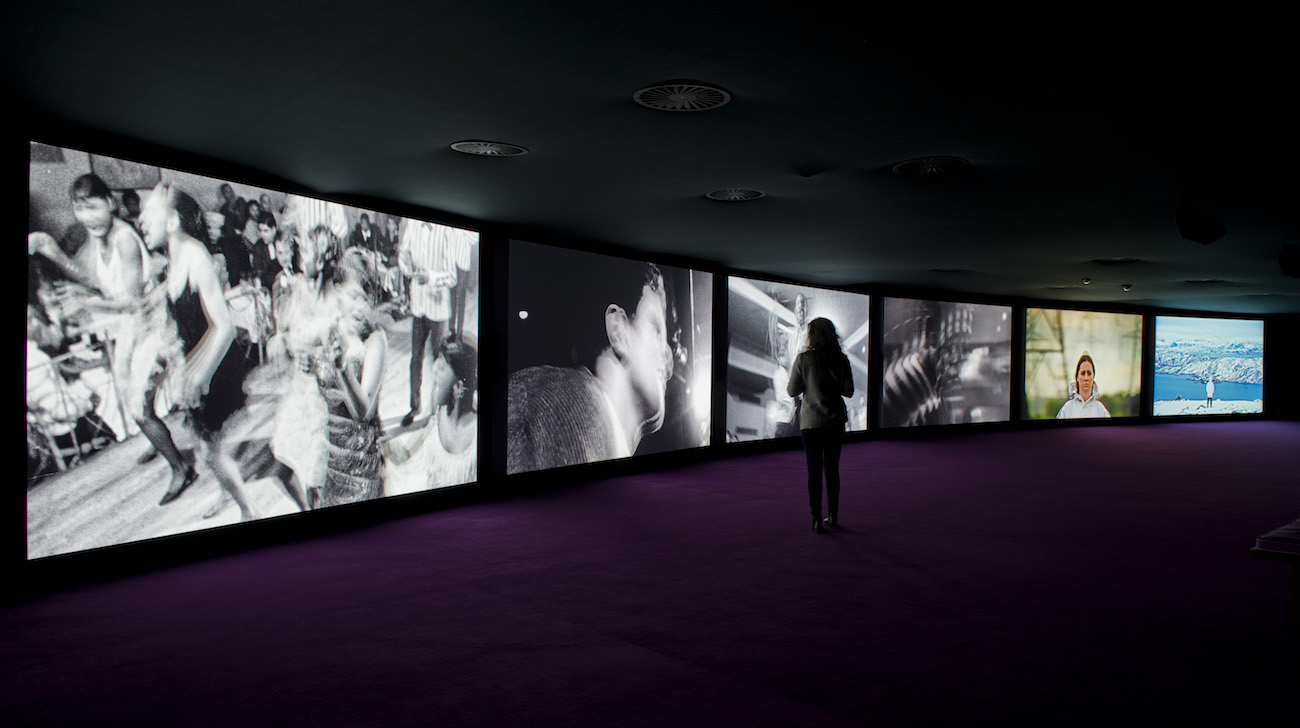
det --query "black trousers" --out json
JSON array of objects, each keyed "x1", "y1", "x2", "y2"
[
  {"x1": 801, "y1": 427, "x2": 843, "y2": 519},
  {"x1": 409, "y1": 316, "x2": 444, "y2": 411}
]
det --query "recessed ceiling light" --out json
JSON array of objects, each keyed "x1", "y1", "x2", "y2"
[
  {"x1": 891, "y1": 156, "x2": 969, "y2": 177},
  {"x1": 450, "y1": 140, "x2": 529, "y2": 156},
  {"x1": 706, "y1": 189, "x2": 765, "y2": 202},
  {"x1": 634, "y1": 81, "x2": 732, "y2": 112}
]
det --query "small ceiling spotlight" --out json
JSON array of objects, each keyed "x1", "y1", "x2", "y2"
[
  {"x1": 1122, "y1": 284, "x2": 1132, "y2": 292},
  {"x1": 706, "y1": 188, "x2": 765, "y2": 202},
  {"x1": 450, "y1": 140, "x2": 529, "y2": 156},
  {"x1": 1081, "y1": 278, "x2": 1091, "y2": 285},
  {"x1": 633, "y1": 81, "x2": 732, "y2": 112}
]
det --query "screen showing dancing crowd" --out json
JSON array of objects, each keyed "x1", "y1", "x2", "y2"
[
  {"x1": 1023, "y1": 308, "x2": 1142, "y2": 420},
  {"x1": 506, "y1": 241, "x2": 713, "y2": 473},
  {"x1": 26, "y1": 142, "x2": 480, "y2": 559},
  {"x1": 880, "y1": 298, "x2": 1012, "y2": 428},
  {"x1": 725, "y1": 277, "x2": 869, "y2": 442},
  {"x1": 1153, "y1": 316, "x2": 1263, "y2": 416}
]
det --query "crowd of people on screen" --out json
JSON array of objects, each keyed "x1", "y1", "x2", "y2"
[{"x1": 28, "y1": 173, "x2": 478, "y2": 521}]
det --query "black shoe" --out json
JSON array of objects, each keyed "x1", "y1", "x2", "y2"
[
  {"x1": 824, "y1": 516, "x2": 840, "y2": 530},
  {"x1": 813, "y1": 518, "x2": 827, "y2": 534},
  {"x1": 159, "y1": 463, "x2": 200, "y2": 506},
  {"x1": 401, "y1": 408, "x2": 418, "y2": 427}
]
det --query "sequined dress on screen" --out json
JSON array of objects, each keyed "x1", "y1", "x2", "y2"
[{"x1": 317, "y1": 335, "x2": 384, "y2": 507}]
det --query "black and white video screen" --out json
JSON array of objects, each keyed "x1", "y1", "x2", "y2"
[
  {"x1": 26, "y1": 142, "x2": 479, "y2": 559},
  {"x1": 506, "y1": 241, "x2": 713, "y2": 474},
  {"x1": 725, "y1": 277, "x2": 869, "y2": 442},
  {"x1": 880, "y1": 298, "x2": 1012, "y2": 427},
  {"x1": 1154, "y1": 316, "x2": 1263, "y2": 416}
]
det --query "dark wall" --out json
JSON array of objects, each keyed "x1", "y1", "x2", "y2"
[{"x1": 1265, "y1": 314, "x2": 1300, "y2": 419}]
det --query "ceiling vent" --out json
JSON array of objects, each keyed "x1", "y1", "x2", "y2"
[
  {"x1": 450, "y1": 140, "x2": 529, "y2": 157},
  {"x1": 892, "y1": 156, "x2": 969, "y2": 177},
  {"x1": 1091, "y1": 257, "x2": 1144, "y2": 266},
  {"x1": 706, "y1": 188, "x2": 765, "y2": 202},
  {"x1": 634, "y1": 81, "x2": 732, "y2": 112}
]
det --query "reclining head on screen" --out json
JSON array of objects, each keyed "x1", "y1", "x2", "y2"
[{"x1": 506, "y1": 261, "x2": 679, "y2": 473}]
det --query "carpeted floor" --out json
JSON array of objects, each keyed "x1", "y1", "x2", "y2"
[{"x1": 4, "y1": 421, "x2": 1297, "y2": 726}]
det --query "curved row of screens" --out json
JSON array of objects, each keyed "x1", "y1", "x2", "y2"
[{"x1": 25, "y1": 143, "x2": 1266, "y2": 560}]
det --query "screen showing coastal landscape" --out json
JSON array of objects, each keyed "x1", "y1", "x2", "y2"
[
  {"x1": 506, "y1": 241, "x2": 713, "y2": 473},
  {"x1": 26, "y1": 141, "x2": 479, "y2": 559},
  {"x1": 1154, "y1": 316, "x2": 1263, "y2": 415},
  {"x1": 725, "y1": 277, "x2": 869, "y2": 442},
  {"x1": 880, "y1": 298, "x2": 1011, "y2": 427},
  {"x1": 1024, "y1": 308, "x2": 1142, "y2": 420}
]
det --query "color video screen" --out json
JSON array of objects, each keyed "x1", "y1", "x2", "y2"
[
  {"x1": 507, "y1": 241, "x2": 712, "y2": 473},
  {"x1": 26, "y1": 142, "x2": 479, "y2": 559},
  {"x1": 880, "y1": 298, "x2": 1012, "y2": 427},
  {"x1": 1154, "y1": 316, "x2": 1263, "y2": 415},
  {"x1": 1024, "y1": 308, "x2": 1142, "y2": 419},
  {"x1": 725, "y1": 277, "x2": 868, "y2": 442}
]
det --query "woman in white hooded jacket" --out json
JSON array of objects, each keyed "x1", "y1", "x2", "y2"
[{"x1": 1056, "y1": 352, "x2": 1111, "y2": 419}]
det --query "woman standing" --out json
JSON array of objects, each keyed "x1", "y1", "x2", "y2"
[{"x1": 787, "y1": 317, "x2": 854, "y2": 533}]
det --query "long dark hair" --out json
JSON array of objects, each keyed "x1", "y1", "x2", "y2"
[
  {"x1": 803, "y1": 317, "x2": 842, "y2": 367},
  {"x1": 153, "y1": 183, "x2": 211, "y2": 246}
]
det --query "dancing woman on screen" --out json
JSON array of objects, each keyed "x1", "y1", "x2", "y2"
[
  {"x1": 29, "y1": 175, "x2": 193, "y2": 497},
  {"x1": 265, "y1": 197, "x2": 351, "y2": 508},
  {"x1": 787, "y1": 317, "x2": 854, "y2": 533},
  {"x1": 313, "y1": 250, "x2": 388, "y2": 508},
  {"x1": 1055, "y1": 352, "x2": 1110, "y2": 419},
  {"x1": 139, "y1": 183, "x2": 256, "y2": 517},
  {"x1": 381, "y1": 334, "x2": 478, "y2": 493},
  {"x1": 427, "y1": 335, "x2": 478, "y2": 486}
]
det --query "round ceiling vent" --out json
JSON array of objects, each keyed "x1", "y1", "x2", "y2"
[
  {"x1": 892, "y1": 156, "x2": 969, "y2": 177},
  {"x1": 450, "y1": 140, "x2": 529, "y2": 156},
  {"x1": 706, "y1": 188, "x2": 765, "y2": 202},
  {"x1": 1091, "y1": 257, "x2": 1144, "y2": 266},
  {"x1": 634, "y1": 82, "x2": 732, "y2": 112}
]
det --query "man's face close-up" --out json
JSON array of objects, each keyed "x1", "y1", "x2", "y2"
[{"x1": 624, "y1": 284, "x2": 673, "y2": 428}]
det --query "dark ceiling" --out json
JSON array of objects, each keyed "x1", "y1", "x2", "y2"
[{"x1": 9, "y1": 2, "x2": 1298, "y2": 314}]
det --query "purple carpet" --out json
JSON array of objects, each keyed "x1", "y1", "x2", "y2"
[{"x1": 4, "y1": 421, "x2": 1298, "y2": 726}]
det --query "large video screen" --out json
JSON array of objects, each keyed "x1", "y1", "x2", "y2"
[
  {"x1": 1024, "y1": 308, "x2": 1142, "y2": 419},
  {"x1": 725, "y1": 277, "x2": 868, "y2": 442},
  {"x1": 1154, "y1": 316, "x2": 1263, "y2": 415},
  {"x1": 507, "y1": 241, "x2": 712, "y2": 473},
  {"x1": 26, "y1": 142, "x2": 479, "y2": 559},
  {"x1": 880, "y1": 298, "x2": 1011, "y2": 427}
]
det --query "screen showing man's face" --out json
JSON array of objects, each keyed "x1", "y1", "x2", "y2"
[{"x1": 624, "y1": 284, "x2": 673, "y2": 429}]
